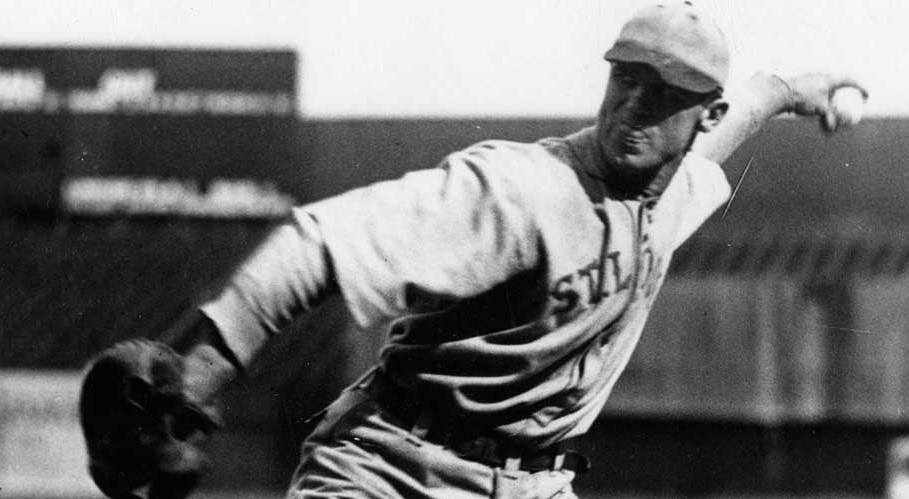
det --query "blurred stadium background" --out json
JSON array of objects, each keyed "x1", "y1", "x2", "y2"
[{"x1": 2, "y1": 1, "x2": 909, "y2": 498}]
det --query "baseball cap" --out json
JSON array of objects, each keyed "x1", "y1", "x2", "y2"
[{"x1": 604, "y1": 1, "x2": 729, "y2": 93}]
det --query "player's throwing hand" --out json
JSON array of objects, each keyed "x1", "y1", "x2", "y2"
[{"x1": 779, "y1": 73, "x2": 869, "y2": 133}]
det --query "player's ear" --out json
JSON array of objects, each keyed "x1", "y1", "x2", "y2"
[{"x1": 697, "y1": 99, "x2": 729, "y2": 133}]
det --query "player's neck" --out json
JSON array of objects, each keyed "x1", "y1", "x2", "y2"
[{"x1": 602, "y1": 156, "x2": 682, "y2": 199}]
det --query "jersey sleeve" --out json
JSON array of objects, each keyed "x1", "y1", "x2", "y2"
[
  {"x1": 667, "y1": 152, "x2": 732, "y2": 249},
  {"x1": 303, "y1": 145, "x2": 545, "y2": 330},
  {"x1": 200, "y1": 212, "x2": 336, "y2": 366}
]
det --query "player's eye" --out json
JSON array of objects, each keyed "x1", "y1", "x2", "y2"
[
  {"x1": 657, "y1": 85, "x2": 698, "y2": 107},
  {"x1": 613, "y1": 70, "x2": 637, "y2": 88}
]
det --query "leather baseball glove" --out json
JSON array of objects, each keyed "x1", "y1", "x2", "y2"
[{"x1": 80, "y1": 339, "x2": 222, "y2": 499}]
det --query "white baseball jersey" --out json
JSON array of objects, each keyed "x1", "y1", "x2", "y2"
[{"x1": 204, "y1": 126, "x2": 730, "y2": 449}]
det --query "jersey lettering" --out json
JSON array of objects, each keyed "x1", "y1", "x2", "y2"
[
  {"x1": 605, "y1": 251, "x2": 632, "y2": 294},
  {"x1": 550, "y1": 274, "x2": 580, "y2": 314},
  {"x1": 549, "y1": 250, "x2": 630, "y2": 314}
]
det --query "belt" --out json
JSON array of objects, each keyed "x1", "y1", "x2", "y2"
[{"x1": 361, "y1": 372, "x2": 590, "y2": 475}]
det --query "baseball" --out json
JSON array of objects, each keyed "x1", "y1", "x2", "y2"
[{"x1": 830, "y1": 86, "x2": 865, "y2": 127}]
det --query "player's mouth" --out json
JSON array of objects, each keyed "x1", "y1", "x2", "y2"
[{"x1": 617, "y1": 126, "x2": 647, "y2": 153}]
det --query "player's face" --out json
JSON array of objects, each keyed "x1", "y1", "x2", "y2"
[{"x1": 596, "y1": 62, "x2": 719, "y2": 176}]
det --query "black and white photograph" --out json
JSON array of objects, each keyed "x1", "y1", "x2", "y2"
[{"x1": 0, "y1": 1, "x2": 903, "y2": 498}]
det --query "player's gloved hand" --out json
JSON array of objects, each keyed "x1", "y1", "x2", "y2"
[
  {"x1": 80, "y1": 339, "x2": 223, "y2": 499},
  {"x1": 774, "y1": 72, "x2": 869, "y2": 133}
]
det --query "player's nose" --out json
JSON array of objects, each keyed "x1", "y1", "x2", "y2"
[{"x1": 619, "y1": 85, "x2": 659, "y2": 125}]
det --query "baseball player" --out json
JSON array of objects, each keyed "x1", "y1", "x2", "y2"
[{"x1": 79, "y1": 2, "x2": 867, "y2": 498}]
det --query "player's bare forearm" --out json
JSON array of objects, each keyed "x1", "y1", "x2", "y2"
[
  {"x1": 691, "y1": 72, "x2": 790, "y2": 164},
  {"x1": 172, "y1": 313, "x2": 243, "y2": 403},
  {"x1": 692, "y1": 71, "x2": 868, "y2": 165}
]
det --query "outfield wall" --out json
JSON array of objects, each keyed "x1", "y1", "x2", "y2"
[{"x1": 2, "y1": 116, "x2": 909, "y2": 497}]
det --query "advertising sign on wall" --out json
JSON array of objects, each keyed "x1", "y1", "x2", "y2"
[{"x1": 0, "y1": 48, "x2": 299, "y2": 218}]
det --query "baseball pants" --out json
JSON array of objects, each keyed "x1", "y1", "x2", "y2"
[{"x1": 286, "y1": 384, "x2": 577, "y2": 499}]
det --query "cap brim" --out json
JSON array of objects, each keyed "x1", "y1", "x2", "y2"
[{"x1": 604, "y1": 42, "x2": 721, "y2": 94}]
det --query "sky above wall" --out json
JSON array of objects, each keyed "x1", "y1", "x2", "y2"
[{"x1": 0, "y1": 0, "x2": 900, "y2": 118}]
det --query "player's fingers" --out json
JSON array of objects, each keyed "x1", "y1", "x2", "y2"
[
  {"x1": 821, "y1": 110, "x2": 838, "y2": 134},
  {"x1": 829, "y1": 74, "x2": 869, "y2": 99}
]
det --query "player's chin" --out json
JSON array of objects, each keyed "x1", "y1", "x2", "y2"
[{"x1": 605, "y1": 149, "x2": 662, "y2": 177}]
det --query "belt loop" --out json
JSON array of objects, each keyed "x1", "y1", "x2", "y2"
[
  {"x1": 552, "y1": 452, "x2": 566, "y2": 471},
  {"x1": 504, "y1": 442, "x2": 522, "y2": 472}
]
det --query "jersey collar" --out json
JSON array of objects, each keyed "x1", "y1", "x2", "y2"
[{"x1": 564, "y1": 126, "x2": 664, "y2": 203}]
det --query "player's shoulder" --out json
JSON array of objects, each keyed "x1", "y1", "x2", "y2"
[
  {"x1": 433, "y1": 132, "x2": 591, "y2": 217},
  {"x1": 460, "y1": 133, "x2": 572, "y2": 160},
  {"x1": 442, "y1": 133, "x2": 582, "y2": 189},
  {"x1": 457, "y1": 137, "x2": 552, "y2": 162}
]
